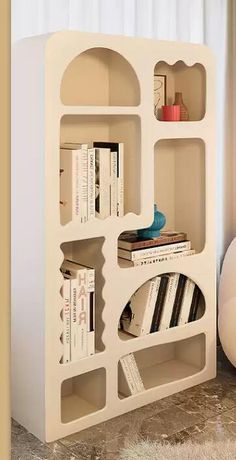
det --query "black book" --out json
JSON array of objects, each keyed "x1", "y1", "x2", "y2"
[
  {"x1": 188, "y1": 286, "x2": 201, "y2": 322},
  {"x1": 170, "y1": 275, "x2": 187, "y2": 327},
  {"x1": 150, "y1": 275, "x2": 169, "y2": 333}
]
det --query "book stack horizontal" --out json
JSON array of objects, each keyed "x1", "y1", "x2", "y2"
[
  {"x1": 60, "y1": 259, "x2": 95, "y2": 364},
  {"x1": 118, "y1": 230, "x2": 195, "y2": 266},
  {"x1": 60, "y1": 141, "x2": 124, "y2": 224},
  {"x1": 120, "y1": 273, "x2": 202, "y2": 337}
]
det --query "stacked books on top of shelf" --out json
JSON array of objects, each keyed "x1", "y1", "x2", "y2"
[
  {"x1": 60, "y1": 141, "x2": 124, "y2": 224},
  {"x1": 119, "y1": 352, "x2": 145, "y2": 396},
  {"x1": 118, "y1": 230, "x2": 195, "y2": 267},
  {"x1": 60, "y1": 259, "x2": 95, "y2": 364},
  {"x1": 119, "y1": 273, "x2": 202, "y2": 338}
]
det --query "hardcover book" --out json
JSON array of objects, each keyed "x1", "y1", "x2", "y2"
[
  {"x1": 118, "y1": 230, "x2": 187, "y2": 250},
  {"x1": 118, "y1": 240, "x2": 191, "y2": 261}
]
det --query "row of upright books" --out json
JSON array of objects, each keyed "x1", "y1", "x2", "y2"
[
  {"x1": 118, "y1": 230, "x2": 195, "y2": 266},
  {"x1": 60, "y1": 259, "x2": 95, "y2": 364},
  {"x1": 119, "y1": 272, "x2": 201, "y2": 337},
  {"x1": 60, "y1": 141, "x2": 124, "y2": 224}
]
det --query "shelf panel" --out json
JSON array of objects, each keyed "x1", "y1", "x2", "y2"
[
  {"x1": 60, "y1": 106, "x2": 141, "y2": 117},
  {"x1": 141, "y1": 359, "x2": 200, "y2": 389}
]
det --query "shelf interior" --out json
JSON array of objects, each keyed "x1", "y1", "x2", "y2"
[
  {"x1": 61, "y1": 47, "x2": 140, "y2": 106},
  {"x1": 154, "y1": 60, "x2": 206, "y2": 121},
  {"x1": 118, "y1": 333, "x2": 205, "y2": 398},
  {"x1": 61, "y1": 237, "x2": 105, "y2": 353},
  {"x1": 60, "y1": 115, "x2": 141, "y2": 216},
  {"x1": 61, "y1": 367, "x2": 106, "y2": 423},
  {"x1": 155, "y1": 138, "x2": 205, "y2": 253}
]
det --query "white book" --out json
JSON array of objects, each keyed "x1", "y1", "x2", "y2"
[
  {"x1": 119, "y1": 355, "x2": 139, "y2": 395},
  {"x1": 117, "y1": 144, "x2": 124, "y2": 217},
  {"x1": 60, "y1": 142, "x2": 88, "y2": 149},
  {"x1": 95, "y1": 148, "x2": 111, "y2": 219},
  {"x1": 87, "y1": 148, "x2": 96, "y2": 220},
  {"x1": 128, "y1": 354, "x2": 145, "y2": 392},
  {"x1": 159, "y1": 273, "x2": 180, "y2": 330},
  {"x1": 61, "y1": 260, "x2": 88, "y2": 359},
  {"x1": 79, "y1": 148, "x2": 88, "y2": 223},
  {"x1": 110, "y1": 151, "x2": 118, "y2": 216},
  {"x1": 62, "y1": 278, "x2": 71, "y2": 364},
  {"x1": 70, "y1": 278, "x2": 79, "y2": 362},
  {"x1": 118, "y1": 240, "x2": 191, "y2": 261},
  {"x1": 122, "y1": 277, "x2": 161, "y2": 336},
  {"x1": 119, "y1": 249, "x2": 195, "y2": 268},
  {"x1": 87, "y1": 291, "x2": 95, "y2": 356},
  {"x1": 178, "y1": 278, "x2": 196, "y2": 325}
]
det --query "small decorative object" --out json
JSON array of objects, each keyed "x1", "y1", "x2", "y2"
[
  {"x1": 174, "y1": 92, "x2": 189, "y2": 121},
  {"x1": 137, "y1": 204, "x2": 166, "y2": 239},
  {"x1": 154, "y1": 74, "x2": 166, "y2": 119},
  {"x1": 162, "y1": 104, "x2": 180, "y2": 121}
]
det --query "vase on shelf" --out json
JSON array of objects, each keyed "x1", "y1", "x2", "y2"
[
  {"x1": 137, "y1": 204, "x2": 166, "y2": 239},
  {"x1": 174, "y1": 92, "x2": 189, "y2": 121}
]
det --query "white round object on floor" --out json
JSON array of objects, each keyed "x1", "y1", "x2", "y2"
[{"x1": 219, "y1": 237, "x2": 236, "y2": 367}]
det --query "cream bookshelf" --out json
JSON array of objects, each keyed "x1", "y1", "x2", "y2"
[{"x1": 12, "y1": 31, "x2": 216, "y2": 442}]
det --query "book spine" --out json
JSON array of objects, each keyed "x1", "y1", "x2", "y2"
[
  {"x1": 87, "y1": 148, "x2": 95, "y2": 220},
  {"x1": 87, "y1": 292, "x2": 95, "y2": 356},
  {"x1": 158, "y1": 274, "x2": 180, "y2": 331},
  {"x1": 150, "y1": 276, "x2": 169, "y2": 332},
  {"x1": 95, "y1": 148, "x2": 110, "y2": 219},
  {"x1": 110, "y1": 150, "x2": 118, "y2": 216},
  {"x1": 75, "y1": 150, "x2": 80, "y2": 219},
  {"x1": 118, "y1": 241, "x2": 191, "y2": 261},
  {"x1": 77, "y1": 268, "x2": 88, "y2": 358},
  {"x1": 188, "y1": 286, "x2": 201, "y2": 322},
  {"x1": 118, "y1": 233, "x2": 187, "y2": 250},
  {"x1": 132, "y1": 249, "x2": 195, "y2": 266},
  {"x1": 60, "y1": 149, "x2": 72, "y2": 224},
  {"x1": 117, "y1": 145, "x2": 124, "y2": 217},
  {"x1": 62, "y1": 278, "x2": 71, "y2": 364},
  {"x1": 128, "y1": 354, "x2": 145, "y2": 392},
  {"x1": 79, "y1": 148, "x2": 88, "y2": 223},
  {"x1": 70, "y1": 278, "x2": 79, "y2": 362},
  {"x1": 120, "y1": 355, "x2": 139, "y2": 395},
  {"x1": 178, "y1": 278, "x2": 196, "y2": 325},
  {"x1": 169, "y1": 275, "x2": 187, "y2": 327},
  {"x1": 141, "y1": 277, "x2": 161, "y2": 334}
]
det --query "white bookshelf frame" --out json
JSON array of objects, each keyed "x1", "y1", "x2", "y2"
[{"x1": 12, "y1": 31, "x2": 216, "y2": 442}]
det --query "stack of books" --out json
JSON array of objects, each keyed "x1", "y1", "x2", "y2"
[
  {"x1": 60, "y1": 259, "x2": 95, "y2": 364},
  {"x1": 60, "y1": 141, "x2": 124, "y2": 224},
  {"x1": 118, "y1": 230, "x2": 195, "y2": 267},
  {"x1": 119, "y1": 273, "x2": 201, "y2": 337}
]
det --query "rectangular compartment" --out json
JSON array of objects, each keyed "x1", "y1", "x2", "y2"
[
  {"x1": 155, "y1": 138, "x2": 205, "y2": 254},
  {"x1": 61, "y1": 368, "x2": 106, "y2": 423},
  {"x1": 60, "y1": 115, "x2": 141, "y2": 218},
  {"x1": 118, "y1": 334, "x2": 205, "y2": 397},
  {"x1": 154, "y1": 61, "x2": 206, "y2": 121}
]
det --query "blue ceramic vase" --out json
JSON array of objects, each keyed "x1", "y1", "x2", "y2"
[{"x1": 137, "y1": 204, "x2": 166, "y2": 239}]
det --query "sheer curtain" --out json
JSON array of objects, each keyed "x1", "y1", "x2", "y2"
[{"x1": 12, "y1": 0, "x2": 234, "y2": 265}]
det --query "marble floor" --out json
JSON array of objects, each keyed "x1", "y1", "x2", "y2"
[{"x1": 12, "y1": 348, "x2": 236, "y2": 459}]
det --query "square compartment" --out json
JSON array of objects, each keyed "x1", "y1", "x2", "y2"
[
  {"x1": 61, "y1": 368, "x2": 106, "y2": 422},
  {"x1": 154, "y1": 61, "x2": 206, "y2": 121}
]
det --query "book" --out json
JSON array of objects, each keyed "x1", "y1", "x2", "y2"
[
  {"x1": 121, "y1": 276, "x2": 161, "y2": 336},
  {"x1": 118, "y1": 230, "x2": 187, "y2": 251},
  {"x1": 155, "y1": 274, "x2": 180, "y2": 331},
  {"x1": 110, "y1": 150, "x2": 118, "y2": 216},
  {"x1": 93, "y1": 142, "x2": 124, "y2": 217},
  {"x1": 119, "y1": 353, "x2": 144, "y2": 395},
  {"x1": 60, "y1": 145, "x2": 88, "y2": 224},
  {"x1": 119, "y1": 249, "x2": 195, "y2": 267},
  {"x1": 87, "y1": 148, "x2": 96, "y2": 220},
  {"x1": 62, "y1": 278, "x2": 71, "y2": 364},
  {"x1": 94, "y1": 147, "x2": 111, "y2": 219},
  {"x1": 188, "y1": 286, "x2": 201, "y2": 322},
  {"x1": 169, "y1": 274, "x2": 187, "y2": 327},
  {"x1": 118, "y1": 240, "x2": 191, "y2": 261},
  {"x1": 61, "y1": 260, "x2": 88, "y2": 359},
  {"x1": 178, "y1": 278, "x2": 196, "y2": 325},
  {"x1": 150, "y1": 275, "x2": 169, "y2": 332}
]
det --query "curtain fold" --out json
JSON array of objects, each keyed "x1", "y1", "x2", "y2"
[{"x1": 12, "y1": 0, "x2": 233, "y2": 263}]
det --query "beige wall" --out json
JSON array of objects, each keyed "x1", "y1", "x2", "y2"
[{"x1": 0, "y1": 0, "x2": 11, "y2": 458}]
